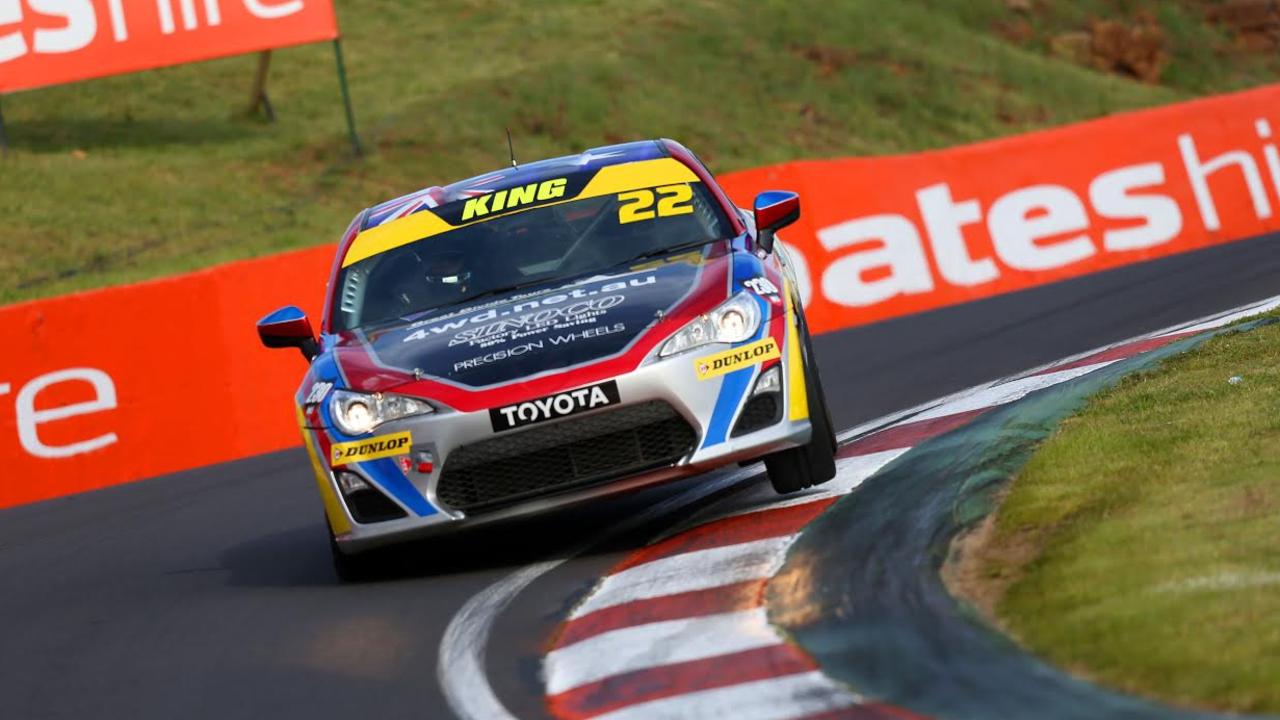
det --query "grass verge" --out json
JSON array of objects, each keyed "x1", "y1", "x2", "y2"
[
  {"x1": 956, "y1": 316, "x2": 1280, "y2": 714},
  {"x1": 2, "y1": 0, "x2": 1278, "y2": 304}
]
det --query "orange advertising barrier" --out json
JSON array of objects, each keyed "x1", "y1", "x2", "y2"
[
  {"x1": 0, "y1": 0, "x2": 338, "y2": 94},
  {"x1": 3, "y1": 83, "x2": 1280, "y2": 508},
  {"x1": 718, "y1": 83, "x2": 1280, "y2": 333},
  {"x1": 0, "y1": 246, "x2": 333, "y2": 508}
]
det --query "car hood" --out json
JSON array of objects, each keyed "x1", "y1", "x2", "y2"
[{"x1": 333, "y1": 243, "x2": 732, "y2": 393}]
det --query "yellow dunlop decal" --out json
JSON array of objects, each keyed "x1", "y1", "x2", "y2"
[
  {"x1": 330, "y1": 431, "x2": 413, "y2": 465},
  {"x1": 694, "y1": 338, "x2": 781, "y2": 381}
]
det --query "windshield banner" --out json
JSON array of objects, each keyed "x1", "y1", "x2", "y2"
[{"x1": 0, "y1": 0, "x2": 338, "y2": 94}]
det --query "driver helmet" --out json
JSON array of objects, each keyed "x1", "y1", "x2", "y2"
[{"x1": 419, "y1": 250, "x2": 473, "y2": 301}]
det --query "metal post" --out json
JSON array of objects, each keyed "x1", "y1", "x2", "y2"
[
  {"x1": 248, "y1": 50, "x2": 276, "y2": 122},
  {"x1": 332, "y1": 40, "x2": 363, "y2": 157},
  {"x1": 0, "y1": 97, "x2": 8, "y2": 153}
]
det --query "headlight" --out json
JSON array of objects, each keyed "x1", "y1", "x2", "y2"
[
  {"x1": 330, "y1": 390, "x2": 434, "y2": 435},
  {"x1": 659, "y1": 292, "x2": 762, "y2": 358}
]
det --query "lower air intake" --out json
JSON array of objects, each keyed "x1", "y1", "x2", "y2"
[
  {"x1": 732, "y1": 393, "x2": 782, "y2": 437},
  {"x1": 436, "y1": 401, "x2": 696, "y2": 513}
]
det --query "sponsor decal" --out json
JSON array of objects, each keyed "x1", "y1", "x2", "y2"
[
  {"x1": 547, "y1": 322, "x2": 626, "y2": 345},
  {"x1": 448, "y1": 295, "x2": 625, "y2": 348},
  {"x1": 451, "y1": 323, "x2": 628, "y2": 373},
  {"x1": 401, "y1": 275, "x2": 656, "y2": 347},
  {"x1": 330, "y1": 431, "x2": 413, "y2": 465},
  {"x1": 694, "y1": 338, "x2": 781, "y2": 381},
  {"x1": 617, "y1": 183, "x2": 695, "y2": 224},
  {"x1": 743, "y1": 277, "x2": 779, "y2": 296},
  {"x1": 490, "y1": 381, "x2": 621, "y2": 432},
  {"x1": 454, "y1": 341, "x2": 546, "y2": 373},
  {"x1": 304, "y1": 381, "x2": 333, "y2": 405},
  {"x1": 461, "y1": 178, "x2": 568, "y2": 221}
]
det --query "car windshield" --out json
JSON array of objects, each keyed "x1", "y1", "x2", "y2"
[{"x1": 332, "y1": 180, "x2": 733, "y2": 331}]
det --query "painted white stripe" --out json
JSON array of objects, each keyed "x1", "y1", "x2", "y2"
[
  {"x1": 1161, "y1": 296, "x2": 1280, "y2": 336},
  {"x1": 592, "y1": 670, "x2": 862, "y2": 720},
  {"x1": 826, "y1": 447, "x2": 910, "y2": 492},
  {"x1": 913, "y1": 362, "x2": 1112, "y2": 422},
  {"x1": 441, "y1": 465, "x2": 754, "y2": 720},
  {"x1": 571, "y1": 537, "x2": 794, "y2": 619},
  {"x1": 545, "y1": 608, "x2": 780, "y2": 695}
]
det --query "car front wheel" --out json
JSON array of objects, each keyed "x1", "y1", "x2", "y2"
[{"x1": 764, "y1": 316, "x2": 837, "y2": 494}]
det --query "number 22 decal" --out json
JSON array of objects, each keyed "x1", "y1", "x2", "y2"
[{"x1": 618, "y1": 184, "x2": 694, "y2": 224}]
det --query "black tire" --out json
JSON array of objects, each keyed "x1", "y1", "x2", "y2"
[
  {"x1": 799, "y1": 311, "x2": 838, "y2": 452},
  {"x1": 764, "y1": 310, "x2": 838, "y2": 494}
]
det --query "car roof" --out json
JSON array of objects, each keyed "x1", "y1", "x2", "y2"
[{"x1": 362, "y1": 139, "x2": 672, "y2": 231}]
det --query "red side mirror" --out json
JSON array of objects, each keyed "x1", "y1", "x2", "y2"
[
  {"x1": 753, "y1": 190, "x2": 800, "y2": 254},
  {"x1": 258, "y1": 305, "x2": 318, "y2": 361}
]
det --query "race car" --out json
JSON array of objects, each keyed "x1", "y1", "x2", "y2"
[{"x1": 257, "y1": 139, "x2": 836, "y2": 579}]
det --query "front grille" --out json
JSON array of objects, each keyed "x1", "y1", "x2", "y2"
[
  {"x1": 437, "y1": 401, "x2": 697, "y2": 513},
  {"x1": 732, "y1": 393, "x2": 781, "y2": 437}
]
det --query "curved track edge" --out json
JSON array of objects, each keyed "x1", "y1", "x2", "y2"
[{"x1": 769, "y1": 318, "x2": 1280, "y2": 720}]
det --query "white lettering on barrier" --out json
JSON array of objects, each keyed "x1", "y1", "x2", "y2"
[
  {"x1": 917, "y1": 183, "x2": 997, "y2": 287},
  {"x1": 818, "y1": 214, "x2": 934, "y2": 307},
  {"x1": 29, "y1": 0, "x2": 96, "y2": 53},
  {"x1": 244, "y1": 0, "x2": 303, "y2": 19},
  {"x1": 1089, "y1": 163, "x2": 1182, "y2": 251},
  {"x1": 1179, "y1": 131, "x2": 1272, "y2": 232},
  {"x1": 988, "y1": 184, "x2": 1094, "y2": 271},
  {"x1": 0, "y1": 1, "x2": 27, "y2": 63},
  {"x1": 0, "y1": 0, "x2": 307, "y2": 64},
  {"x1": 1, "y1": 368, "x2": 119, "y2": 459},
  {"x1": 814, "y1": 118, "x2": 1280, "y2": 309}
]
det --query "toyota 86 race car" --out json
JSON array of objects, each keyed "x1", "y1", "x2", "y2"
[{"x1": 257, "y1": 139, "x2": 837, "y2": 579}]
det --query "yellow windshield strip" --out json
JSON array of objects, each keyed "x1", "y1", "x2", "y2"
[
  {"x1": 340, "y1": 158, "x2": 701, "y2": 268},
  {"x1": 577, "y1": 157, "x2": 698, "y2": 196},
  {"x1": 341, "y1": 206, "x2": 454, "y2": 268}
]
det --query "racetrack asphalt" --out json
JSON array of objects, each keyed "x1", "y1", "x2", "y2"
[{"x1": 3, "y1": 231, "x2": 1280, "y2": 719}]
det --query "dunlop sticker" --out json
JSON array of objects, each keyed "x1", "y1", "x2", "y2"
[
  {"x1": 694, "y1": 338, "x2": 781, "y2": 381},
  {"x1": 331, "y1": 431, "x2": 413, "y2": 465}
]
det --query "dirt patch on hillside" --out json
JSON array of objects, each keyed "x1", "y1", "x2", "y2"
[
  {"x1": 941, "y1": 489, "x2": 1043, "y2": 626},
  {"x1": 1086, "y1": 15, "x2": 1169, "y2": 83},
  {"x1": 1208, "y1": 0, "x2": 1280, "y2": 51},
  {"x1": 996, "y1": 0, "x2": 1280, "y2": 84}
]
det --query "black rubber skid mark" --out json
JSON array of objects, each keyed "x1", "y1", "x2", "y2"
[{"x1": 770, "y1": 319, "x2": 1280, "y2": 720}]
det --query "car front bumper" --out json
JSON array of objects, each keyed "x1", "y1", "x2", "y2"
[{"x1": 310, "y1": 325, "x2": 813, "y2": 554}]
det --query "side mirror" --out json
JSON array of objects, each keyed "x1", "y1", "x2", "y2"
[
  {"x1": 753, "y1": 190, "x2": 800, "y2": 255},
  {"x1": 258, "y1": 305, "x2": 318, "y2": 361}
]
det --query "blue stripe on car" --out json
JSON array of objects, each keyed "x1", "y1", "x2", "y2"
[
  {"x1": 356, "y1": 458, "x2": 437, "y2": 517},
  {"x1": 701, "y1": 259, "x2": 771, "y2": 449},
  {"x1": 317, "y1": 396, "x2": 438, "y2": 518}
]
